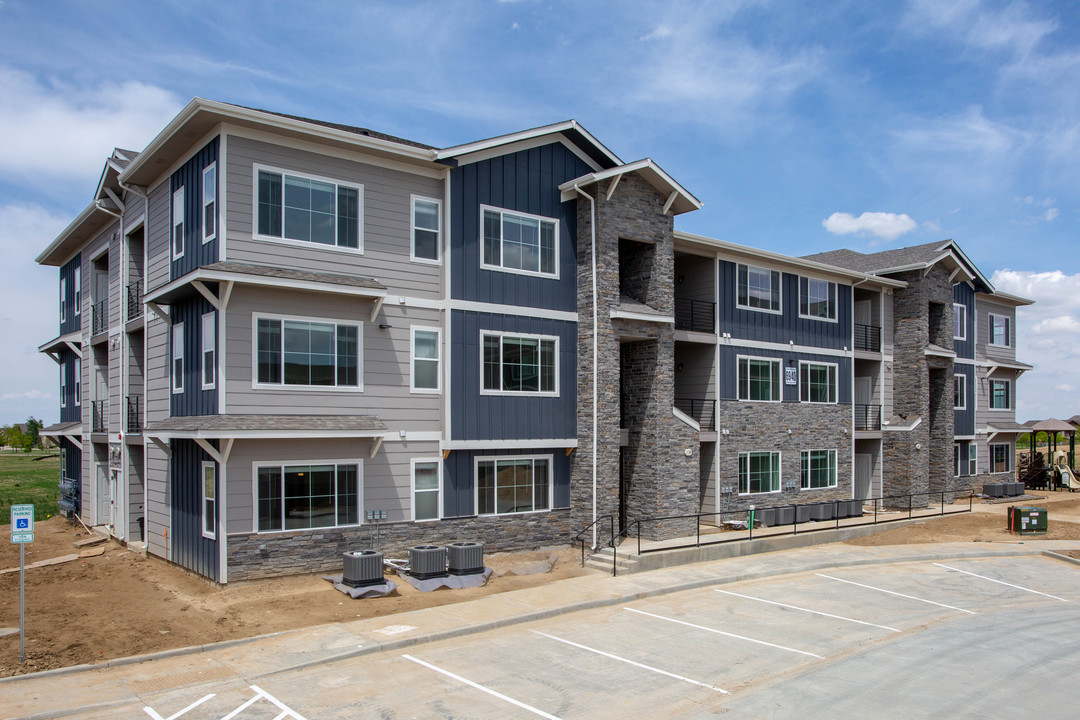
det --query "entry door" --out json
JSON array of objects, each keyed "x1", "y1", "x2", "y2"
[
  {"x1": 854, "y1": 300, "x2": 872, "y2": 326},
  {"x1": 109, "y1": 468, "x2": 119, "y2": 529},
  {"x1": 854, "y1": 453, "x2": 873, "y2": 501},
  {"x1": 855, "y1": 376, "x2": 872, "y2": 406},
  {"x1": 96, "y1": 465, "x2": 109, "y2": 524}
]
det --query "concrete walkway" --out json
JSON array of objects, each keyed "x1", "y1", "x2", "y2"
[{"x1": 3, "y1": 532, "x2": 1080, "y2": 720}]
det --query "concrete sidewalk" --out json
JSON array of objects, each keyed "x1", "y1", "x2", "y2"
[{"x1": 3, "y1": 534, "x2": 1080, "y2": 720}]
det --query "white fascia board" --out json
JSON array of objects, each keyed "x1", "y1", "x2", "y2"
[
  {"x1": 444, "y1": 438, "x2": 579, "y2": 450},
  {"x1": 980, "y1": 289, "x2": 1035, "y2": 307},
  {"x1": 148, "y1": 429, "x2": 389, "y2": 440},
  {"x1": 438, "y1": 120, "x2": 622, "y2": 167},
  {"x1": 38, "y1": 330, "x2": 83, "y2": 355},
  {"x1": 35, "y1": 201, "x2": 106, "y2": 266},
  {"x1": 144, "y1": 267, "x2": 388, "y2": 304},
  {"x1": 940, "y1": 241, "x2": 994, "y2": 293},
  {"x1": 610, "y1": 308, "x2": 675, "y2": 324},
  {"x1": 559, "y1": 158, "x2": 703, "y2": 214}
]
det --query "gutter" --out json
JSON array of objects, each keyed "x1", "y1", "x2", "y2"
[{"x1": 573, "y1": 185, "x2": 599, "y2": 549}]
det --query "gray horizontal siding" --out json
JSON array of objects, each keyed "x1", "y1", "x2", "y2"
[
  {"x1": 975, "y1": 298, "x2": 1017, "y2": 362},
  {"x1": 145, "y1": 442, "x2": 169, "y2": 559},
  {"x1": 954, "y1": 363, "x2": 975, "y2": 436},
  {"x1": 146, "y1": 181, "x2": 171, "y2": 292}
]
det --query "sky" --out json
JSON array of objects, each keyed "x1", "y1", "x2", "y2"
[{"x1": 0, "y1": 0, "x2": 1078, "y2": 425}]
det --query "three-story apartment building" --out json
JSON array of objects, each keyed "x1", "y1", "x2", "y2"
[{"x1": 38, "y1": 100, "x2": 1032, "y2": 582}]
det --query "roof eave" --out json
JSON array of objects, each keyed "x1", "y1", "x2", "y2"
[
  {"x1": 559, "y1": 158, "x2": 702, "y2": 215},
  {"x1": 437, "y1": 119, "x2": 623, "y2": 168},
  {"x1": 35, "y1": 201, "x2": 110, "y2": 266}
]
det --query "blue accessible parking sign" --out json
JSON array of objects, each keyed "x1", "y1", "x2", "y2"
[{"x1": 10, "y1": 504, "x2": 34, "y2": 543}]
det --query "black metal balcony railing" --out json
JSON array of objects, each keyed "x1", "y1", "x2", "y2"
[
  {"x1": 127, "y1": 279, "x2": 143, "y2": 322},
  {"x1": 854, "y1": 323, "x2": 881, "y2": 352},
  {"x1": 126, "y1": 395, "x2": 142, "y2": 433},
  {"x1": 92, "y1": 299, "x2": 108, "y2": 335},
  {"x1": 91, "y1": 399, "x2": 108, "y2": 433},
  {"x1": 675, "y1": 298, "x2": 716, "y2": 334},
  {"x1": 675, "y1": 398, "x2": 716, "y2": 431},
  {"x1": 855, "y1": 404, "x2": 882, "y2": 431}
]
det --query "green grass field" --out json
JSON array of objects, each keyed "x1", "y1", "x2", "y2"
[{"x1": 0, "y1": 449, "x2": 61, "y2": 523}]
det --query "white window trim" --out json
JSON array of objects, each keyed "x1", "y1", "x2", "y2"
[
  {"x1": 60, "y1": 277, "x2": 67, "y2": 323},
  {"x1": 411, "y1": 457, "x2": 442, "y2": 522},
  {"x1": 988, "y1": 378, "x2": 1011, "y2": 410},
  {"x1": 410, "y1": 326, "x2": 441, "y2": 394},
  {"x1": 474, "y1": 454, "x2": 554, "y2": 516},
  {"x1": 738, "y1": 450, "x2": 782, "y2": 495},
  {"x1": 736, "y1": 263, "x2": 783, "y2": 315},
  {"x1": 797, "y1": 276, "x2": 838, "y2": 323},
  {"x1": 800, "y1": 449, "x2": 838, "y2": 489},
  {"x1": 201, "y1": 461, "x2": 216, "y2": 540},
  {"x1": 953, "y1": 443, "x2": 961, "y2": 478},
  {"x1": 411, "y1": 195, "x2": 442, "y2": 265},
  {"x1": 967, "y1": 443, "x2": 978, "y2": 476},
  {"x1": 172, "y1": 187, "x2": 185, "y2": 261},
  {"x1": 251, "y1": 312, "x2": 364, "y2": 392},
  {"x1": 73, "y1": 271, "x2": 80, "y2": 317},
  {"x1": 251, "y1": 458, "x2": 364, "y2": 534},
  {"x1": 201, "y1": 312, "x2": 216, "y2": 391},
  {"x1": 479, "y1": 204, "x2": 560, "y2": 279},
  {"x1": 251, "y1": 163, "x2": 365, "y2": 254},
  {"x1": 74, "y1": 357, "x2": 81, "y2": 406},
  {"x1": 799, "y1": 360, "x2": 838, "y2": 404},
  {"x1": 989, "y1": 442, "x2": 1013, "y2": 474},
  {"x1": 988, "y1": 312, "x2": 1011, "y2": 347},
  {"x1": 953, "y1": 303, "x2": 967, "y2": 341},
  {"x1": 480, "y1": 330, "x2": 560, "y2": 397},
  {"x1": 60, "y1": 361, "x2": 67, "y2": 408},
  {"x1": 202, "y1": 162, "x2": 217, "y2": 243},
  {"x1": 172, "y1": 322, "x2": 185, "y2": 394},
  {"x1": 954, "y1": 373, "x2": 966, "y2": 410},
  {"x1": 737, "y1": 354, "x2": 782, "y2": 403}
]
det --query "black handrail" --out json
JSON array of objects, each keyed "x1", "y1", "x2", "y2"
[
  {"x1": 855, "y1": 404, "x2": 882, "y2": 431},
  {"x1": 854, "y1": 323, "x2": 881, "y2": 352},
  {"x1": 92, "y1": 299, "x2": 108, "y2": 335},
  {"x1": 127, "y1": 395, "x2": 142, "y2": 433},
  {"x1": 91, "y1": 399, "x2": 108, "y2": 433},
  {"x1": 674, "y1": 398, "x2": 716, "y2": 431},
  {"x1": 127, "y1": 279, "x2": 143, "y2": 321},
  {"x1": 574, "y1": 514, "x2": 617, "y2": 576},
  {"x1": 674, "y1": 297, "x2": 716, "y2": 333}
]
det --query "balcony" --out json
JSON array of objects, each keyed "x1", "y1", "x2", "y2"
[
  {"x1": 854, "y1": 323, "x2": 881, "y2": 352},
  {"x1": 675, "y1": 298, "x2": 716, "y2": 334},
  {"x1": 126, "y1": 395, "x2": 142, "y2": 434},
  {"x1": 855, "y1": 404, "x2": 882, "y2": 431},
  {"x1": 92, "y1": 299, "x2": 108, "y2": 336},
  {"x1": 91, "y1": 399, "x2": 108, "y2": 433},
  {"x1": 675, "y1": 398, "x2": 716, "y2": 431},
  {"x1": 127, "y1": 280, "x2": 143, "y2": 322}
]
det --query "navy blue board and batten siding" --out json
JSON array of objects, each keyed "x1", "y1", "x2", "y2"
[
  {"x1": 59, "y1": 253, "x2": 81, "y2": 336},
  {"x1": 717, "y1": 261, "x2": 853, "y2": 349},
  {"x1": 59, "y1": 347, "x2": 80, "y2": 423},
  {"x1": 169, "y1": 439, "x2": 219, "y2": 581},
  {"x1": 954, "y1": 363, "x2": 976, "y2": 436},
  {"x1": 170, "y1": 297, "x2": 217, "y2": 417},
  {"x1": 717, "y1": 346, "x2": 852, "y2": 403},
  {"x1": 953, "y1": 282, "x2": 976, "y2": 360},
  {"x1": 442, "y1": 448, "x2": 572, "y2": 518},
  {"x1": 60, "y1": 437, "x2": 82, "y2": 515},
  {"x1": 170, "y1": 137, "x2": 219, "y2": 280}
]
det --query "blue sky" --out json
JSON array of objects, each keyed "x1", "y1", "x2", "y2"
[{"x1": 1, "y1": 0, "x2": 1078, "y2": 425}]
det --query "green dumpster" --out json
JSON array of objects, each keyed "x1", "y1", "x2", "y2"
[{"x1": 1008, "y1": 506, "x2": 1048, "y2": 535}]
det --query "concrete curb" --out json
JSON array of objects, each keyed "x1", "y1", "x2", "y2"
[{"x1": 1043, "y1": 549, "x2": 1080, "y2": 567}]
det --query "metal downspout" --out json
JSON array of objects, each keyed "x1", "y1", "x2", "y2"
[{"x1": 573, "y1": 185, "x2": 598, "y2": 548}]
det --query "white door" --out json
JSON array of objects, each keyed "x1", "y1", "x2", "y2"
[
  {"x1": 854, "y1": 300, "x2": 872, "y2": 326},
  {"x1": 855, "y1": 453, "x2": 873, "y2": 500},
  {"x1": 96, "y1": 465, "x2": 109, "y2": 524},
  {"x1": 109, "y1": 468, "x2": 119, "y2": 531}
]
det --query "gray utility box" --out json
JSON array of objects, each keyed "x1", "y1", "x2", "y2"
[
  {"x1": 776, "y1": 506, "x2": 795, "y2": 525},
  {"x1": 754, "y1": 508, "x2": 777, "y2": 528},
  {"x1": 810, "y1": 502, "x2": 835, "y2": 521},
  {"x1": 447, "y1": 541, "x2": 485, "y2": 575},
  {"x1": 834, "y1": 501, "x2": 850, "y2": 519},
  {"x1": 847, "y1": 500, "x2": 865, "y2": 518},
  {"x1": 342, "y1": 550, "x2": 384, "y2": 588},
  {"x1": 983, "y1": 483, "x2": 1005, "y2": 498},
  {"x1": 1010, "y1": 482, "x2": 1025, "y2": 496},
  {"x1": 408, "y1": 545, "x2": 448, "y2": 579}
]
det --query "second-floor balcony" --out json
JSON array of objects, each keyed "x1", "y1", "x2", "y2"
[
  {"x1": 855, "y1": 404, "x2": 882, "y2": 431},
  {"x1": 92, "y1": 299, "x2": 108, "y2": 336},
  {"x1": 675, "y1": 298, "x2": 716, "y2": 334},
  {"x1": 854, "y1": 323, "x2": 881, "y2": 352},
  {"x1": 126, "y1": 395, "x2": 142, "y2": 434},
  {"x1": 91, "y1": 399, "x2": 108, "y2": 433},
  {"x1": 127, "y1": 280, "x2": 143, "y2": 322},
  {"x1": 675, "y1": 397, "x2": 716, "y2": 431}
]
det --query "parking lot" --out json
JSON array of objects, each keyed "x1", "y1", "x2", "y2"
[{"x1": 123, "y1": 555, "x2": 1080, "y2": 720}]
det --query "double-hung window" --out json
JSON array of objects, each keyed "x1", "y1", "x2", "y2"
[
  {"x1": 989, "y1": 379, "x2": 1010, "y2": 409},
  {"x1": 737, "y1": 264, "x2": 781, "y2": 313},
  {"x1": 989, "y1": 313, "x2": 1010, "y2": 347},
  {"x1": 257, "y1": 462, "x2": 360, "y2": 531},
  {"x1": 172, "y1": 323, "x2": 184, "y2": 394},
  {"x1": 482, "y1": 332, "x2": 557, "y2": 395},
  {"x1": 412, "y1": 197, "x2": 441, "y2": 263},
  {"x1": 954, "y1": 373, "x2": 966, "y2": 409},
  {"x1": 800, "y1": 361, "x2": 837, "y2": 403},
  {"x1": 201, "y1": 313, "x2": 216, "y2": 390},
  {"x1": 738, "y1": 357, "x2": 781, "y2": 402},
  {"x1": 201, "y1": 462, "x2": 216, "y2": 539},
  {"x1": 256, "y1": 167, "x2": 361, "y2": 250},
  {"x1": 739, "y1": 451, "x2": 780, "y2": 494},
  {"x1": 953, "y1": 444, "x2": 962, "y2": 477},
  {"x1": 202, "y1": 163, "x2": 216, "y2": 242},
  {"x1": 73, "y1": 271, "x2": 80, "y2": 317},
  {"x1": 256, "y1": 316, "x2": 360, "y2": 389},
  {"x1": 481, "y1": 206, "x2": 558, "y2": 277},
  {"x1": 989, "y1": 443, "x2": 1012, "y2": 473},
  {"x1": 172, "y1": 187, "x2": 185, "y2": 260},
  {"x1": 476, "y1": 456, "x2": 550, "y2": 515},
  {"x1": 966, "y1": 443, "x2": 978, "y2": 475},
  {"x1": 60, "y1": 361, "x2": 67, "y2": 408},
  {"x1": 799, "y1": 277, "x2": 836, "y2": 320},
  {"x1": 801, "y1": 449, "x2": 837, "y2": 489},
  {"x1": 60, "y1": 277, "x2": 67, "y2": 323},
  {"x1": 411, "y1": 327, "x2": 440, "y2": 392},
  {"x1": 413, "y1": 459, "x2": 440, "y2": 521},
  {"x1": 74, "y1": 357, "x2": 81, "y2": 406},
  {"x1": 953, "y1": 303, "x2": 966, "y2": 340}
]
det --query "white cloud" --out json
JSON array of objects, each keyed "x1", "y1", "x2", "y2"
[
  {"x1": 1031, "y1": 315, "x2": 1080, "y2": 335},
  {"x1": 904, "y1": 0, "x2": 1057, "y2": 58},
  {"x1": 0, "y1": 65, "x2": 182, "y2": 184},
  {"x1": 822, "y1": 211, "x2": 918, "y2": 241},
  {"x1": 1, "y1": 389, "x2": 49, "y2": 401},
  {"x1": 894, "y1": 106, "x2": 1028, "y2": 158},
  {"x1": 1044, "y1": 207, "x2": 1059, "y2": 221}
]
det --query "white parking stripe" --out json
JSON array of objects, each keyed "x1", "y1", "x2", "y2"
[
  {"x1": 532, "y1": 630, "x2": 729, "y2": 694},
  {"x1": 143, "y1": 694, "x2": 214, "y2": 720},
  {"x1": 624, "y1": 607, "x2": 825, "y2": 659},
  {"x1": 933, "y1": 563, "x2": 1069, "y2": 602},
  {"x1": 715, "y1": 589, "x2": 900, "y2": 632},
  {"x1": 817, "y1": 573, "x2": 976, "y2": 614},
  {"x1": 403, "y1": 654, "x2": 563, "y2": 720}
]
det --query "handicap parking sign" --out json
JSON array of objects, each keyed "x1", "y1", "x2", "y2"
[
  {"x1": 10, "y1": 504, "x2": 34, "y2": 537},
  {"x1": 16, "y1": 518, "x2": 28, "y2": 529}
]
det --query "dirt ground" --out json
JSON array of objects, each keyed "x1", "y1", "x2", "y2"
[{"x1": 3, "y1": 493, "x2": 1080, "y2": 678}]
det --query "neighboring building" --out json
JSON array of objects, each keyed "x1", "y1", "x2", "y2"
[{"x1": 37, "y1": 100, "x2": 1033, "y2": 582}]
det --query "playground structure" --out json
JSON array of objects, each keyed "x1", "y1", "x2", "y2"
[{"x1": 1017, "y1": 418, "x2": 1077, "y2": 492}]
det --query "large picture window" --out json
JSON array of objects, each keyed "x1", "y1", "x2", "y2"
[
  {"x1": 477, "y1": 456, "x2": 550, "y2": 515},
  {"x1": 738, "y1": 357, "x2": 781, "y2": 402},
  {"x1": 481, "y1": 206, "x2": 557, "y2": 277},
  {"x1": 413, "y1": 459, "x2": 440, "y2": 521},
  {"x1": 737, "y1": 264, "x2": 781, "y2": 313},
  {"x1": 412, "y1": 197, "x2": 441, "y2": 263},
  {"x1": 989, "y1": 313, "x2": 1010, "y2": 347},
  {"x1": 482, "y1": 332, "x2": 557, "y2": 395},
  {"x1": 800, "y1": 361, "x2": 837, "y2": 403},
  {"x1": 799, "y1": 277, "x2": 836, "y2": 320},
  {"x1": 989, "y1": 379, "x2": 1011, "y2": 409},
  {"x1": 801, "y1": 449, "x2": 837, "y2": 489},
  {"x1": 739, "y1": 451, "x2": 780, "y2": 494},
  {"x1": 256, "y1": 316, "x2": 360, "y2": 388},
  {"x1": 989, "y1": 443, "x2": 1012, "y2": 473},
  {"x1": 256, "y1": 168, "x2": 361, "y2": 250},
  {"x1": 257, "y1": 462, "x2": 360, "y2": 532}
]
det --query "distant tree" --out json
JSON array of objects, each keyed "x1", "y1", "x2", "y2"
[
  {"x1": 2, "y1": 424, "x2": 31, "y2": 451},
  {"x1": 25, "y1": 417, "x2": 42, "y2": 449}
]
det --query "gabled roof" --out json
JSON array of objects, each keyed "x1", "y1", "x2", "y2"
[
  {"x1": 245, "y1": 106, "x2": 437, "y2": 151},
  {"x1": 559, "y1": 158, "x2": 702, "y2": 215},
  {"x1": 804, "y1": 240, "x2": 993, "y2": 292},
  {"x1": 35, "y1": 200, "x2": 116, "y2": 266},
  {"x1": 437, "y1": 119, "x2": 622, "y2": 170}
]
